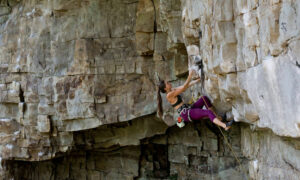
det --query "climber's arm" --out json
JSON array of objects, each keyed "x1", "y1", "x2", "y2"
[
  {"x1": 188, "y1": 78, "x2": 201, "y2": 88},
  {"x1": 169, "y1": 70, "x2": 194, "y2": 97}
]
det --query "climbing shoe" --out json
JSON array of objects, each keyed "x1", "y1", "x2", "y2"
[
  {"x1": 222, "y1": 113, "x2": 227, "y2": 122},
  {"x1": 226, "y1": 119, "x2": 234, "y2": 127}
]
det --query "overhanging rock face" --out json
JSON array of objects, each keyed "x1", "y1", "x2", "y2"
[
  {"x1": 4, "y1": 117, "x2": 248, "y2": 180},
  {"x1": 181, "y1": 0, "x2": 300, "y2": 137},
  {"x1": 0, "y1": 0, "x2": 300, "y2": 179}
]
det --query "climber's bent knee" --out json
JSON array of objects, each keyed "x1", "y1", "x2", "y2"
[{"x1": 207, "y1": 110, "x2": 216, "y2": 122}]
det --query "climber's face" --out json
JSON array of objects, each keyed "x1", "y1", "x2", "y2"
[{"x1": 164, "y1": 81, "x2": 172, "y2": 91}]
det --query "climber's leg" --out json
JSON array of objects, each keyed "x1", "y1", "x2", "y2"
[
  {"x1": 213, "y1": 118, "x2": 234, "y2": 130},
  {"x1": 212, "y1": 118, "x2": 227, "y2": 130},
  {"x1": 202, "y1": 96, "x2": 213, "y2": 109},
  {"x1": 198, "y1": 96, "x2": 221, "y2": 119},
  {"x1": 189, "y1": 109, "x2": 216, "y2": 122},
  {"x1": 189, "y1": 109, "x2": 230, "y2": 130},
  {"x1": 191, "y1": 96, "x2": 212, "y2": 109}
]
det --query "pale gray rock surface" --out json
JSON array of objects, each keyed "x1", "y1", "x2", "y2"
[
  {"x1": 181, "y1": 0, "x2": 300, "y2": 137},
  {"x1": 0, "y1": 0, "x2": 299, "y2": 179}
]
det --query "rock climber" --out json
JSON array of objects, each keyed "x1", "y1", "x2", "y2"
[{"x1": 157, "y1": 69, "x2": 234, "y2": 130}]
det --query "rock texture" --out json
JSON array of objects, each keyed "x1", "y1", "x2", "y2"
[
  {"x1": 181, "y1": 0, "x2": 300, "y2": 137},
  {"x1": 3, "y1": 118, "x2": 247, "y2": 180},
  {"x1": 0, "y1": 0, "x2": 159, "y2": 162},
  {"x1": 0, "y1": 0, "x2": 299, "y2": 179},
  {"x1": 241, "y1": 126, "x2": 300, "y2": 180}
]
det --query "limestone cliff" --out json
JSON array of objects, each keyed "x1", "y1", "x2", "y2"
[{"x1": 0, "y1": 0, "x2": 299, "y2": 179}]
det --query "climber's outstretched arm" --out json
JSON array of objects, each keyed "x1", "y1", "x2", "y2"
[
  {"x1": 168, "y1": 70, "x2": 194, "y2": 97},
  {"x1": 188, "y1": 78, "x2": 201, "y2": 88}
]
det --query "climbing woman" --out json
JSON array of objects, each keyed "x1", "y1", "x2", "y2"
[{"x1": 157, "y1": 69, "x2": 234, "y2": 130}]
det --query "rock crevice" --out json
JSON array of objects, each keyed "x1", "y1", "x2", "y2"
[{"x1": 0, "y1": 0, "x2": 299, "y2": 179}]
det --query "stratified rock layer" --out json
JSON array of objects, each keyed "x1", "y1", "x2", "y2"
[
  {"x1": 181, "y1": 0, "x2": 300, "y2": 137},
  {"x1": 0, "y1": 0, "x2": 299, "y2": 179},
  {"x1": 4, "y1": 118, "x2": 248, "y2": 180}
]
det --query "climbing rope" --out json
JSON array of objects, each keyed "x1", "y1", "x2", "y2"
[
  {"x1": 216, "y1": 126, "x2": 249, "y2": 180},
  {"x1": 193, "y1": 95, "x2": 249, "y2": 180}
]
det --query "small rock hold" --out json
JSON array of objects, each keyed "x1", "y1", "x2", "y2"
[{"x1": 226, "y1": 98, "x2": 232, "y2": 102}]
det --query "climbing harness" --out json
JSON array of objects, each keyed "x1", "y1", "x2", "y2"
[
  {"x1": 200, "y1": 96, "x2": 249, "y2": 180},
  {"x1": 176, "y1": 104, "x2": 192, "y2": 128},
  {"x1": 187, "y1": 108, "x2": 192, "y2": 122}
]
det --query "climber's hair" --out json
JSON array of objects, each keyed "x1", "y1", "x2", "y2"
[{"x1": 157, "y1": 80, "x2": 166, "y2": 118}]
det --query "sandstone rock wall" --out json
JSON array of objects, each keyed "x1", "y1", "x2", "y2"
[
  {"x1": 0, "y1": 0, "x2": 299, "y2": 179},
  {"x1": 241, "y1": 126, "x2": 300, "y2": 179},
  {"x1": 0, "y1": 0, "x2": 157, "y2": 162},
  {"x1": 179, "y1": 1, "x2": 300, "y2": 178},
  {"x1": 3, "y1": 118, "x2": 247, "y2": 180},
  {"x1": 181, "y1": 0, "x2": 300, "y2": 137}
]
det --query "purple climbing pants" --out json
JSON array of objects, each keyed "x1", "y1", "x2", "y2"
[{"x1": 180, "y1": 96, "x2": 216, "y2": 123}]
